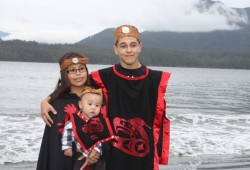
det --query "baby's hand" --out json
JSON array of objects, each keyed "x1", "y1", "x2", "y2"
[{"x1": 64, "y1": 148, "x2": 73, "y2": 157}]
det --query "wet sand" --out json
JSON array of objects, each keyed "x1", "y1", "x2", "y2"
[
  {"x1": 1, "y1": 154, "x2": 250, "y2": 170},
  {"x1": 163, "y1": 154, "x2": 250, "y2": 170}
]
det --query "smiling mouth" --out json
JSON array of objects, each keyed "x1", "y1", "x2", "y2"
[{"x1": 75, "y1": 78, "x2": 84, "y2": 81}]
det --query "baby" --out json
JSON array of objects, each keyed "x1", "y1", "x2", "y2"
[{"x1": 62, "y1": 86, "x2": 104, "y2": 170}]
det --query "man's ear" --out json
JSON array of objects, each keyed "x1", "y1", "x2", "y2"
[
  {"x1": 139, "y1": 43, "x2": 142, "y2": 53},
  {"x1": 113, "y1": 45, "x2": 118, "y2": 55}
]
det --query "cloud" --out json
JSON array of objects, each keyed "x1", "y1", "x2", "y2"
[
  {"x1": 0, "y1": 0, "x2": 249, "y2": 43},
  {"x1": 138, "y1": 0, "x2": 249, "y2": 32}
]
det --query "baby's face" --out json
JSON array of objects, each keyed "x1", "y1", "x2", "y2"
[{"x1": 79, "y1": 93, "x2": 102, "y2": 119}]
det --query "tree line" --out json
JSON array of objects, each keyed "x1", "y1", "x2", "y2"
[{"x1": 0, "y1": 40, "x2": 250, "y2": 69}]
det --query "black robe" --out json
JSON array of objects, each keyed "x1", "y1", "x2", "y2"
[
  {"x1": 36, "y1": 93, "x2": 79, "y2": 170},
  {"x1": 91, "y1": 65, "x2": 171, "y2": 170}
]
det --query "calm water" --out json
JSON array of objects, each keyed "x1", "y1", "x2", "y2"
[{"x1": 0, "y1": 61, "x2": 250, "y2": 165}]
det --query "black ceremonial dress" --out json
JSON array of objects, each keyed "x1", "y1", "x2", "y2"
[{"x1": 36, "y1": 93, "x2": 79, "y2": 170}]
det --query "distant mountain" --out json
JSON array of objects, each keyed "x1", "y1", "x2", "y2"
[
  {"x1": 76, "y1": 28, "x2": 114, "y2": 48},
  {"x1": 76, "y1": 3, "x2": 250, "y2": 53},
  {"x1": 76, "y1": 26, "x2": 250, "y2": 52}
]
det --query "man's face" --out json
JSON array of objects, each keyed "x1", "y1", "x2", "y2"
[{"x1": 114, "y1": 37, "x2": 142, "y2": 69}]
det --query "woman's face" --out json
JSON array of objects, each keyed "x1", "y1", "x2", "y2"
[{"x1": 67, "y1": 64, "x2": 88, "y2": 88}]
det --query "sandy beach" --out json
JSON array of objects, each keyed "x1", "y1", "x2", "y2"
[{"x1": 1, "y1": 154, "x2": 250, "y2": 170}]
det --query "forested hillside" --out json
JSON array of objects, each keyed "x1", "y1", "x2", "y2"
[{"x1": 1, "y1": 40, "x2": 250, "y2": 69}]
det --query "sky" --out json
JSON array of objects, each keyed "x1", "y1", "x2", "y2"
[{"x1": 0, "y1": 0, "x2": 250, "y2": 44}]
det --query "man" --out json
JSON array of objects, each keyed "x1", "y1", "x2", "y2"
[{"x1": 41, "y1": 24, "x2": 171, "y2": 170}]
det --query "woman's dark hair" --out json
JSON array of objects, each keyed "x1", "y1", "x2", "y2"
[{"x1": 50, "y1": 52, "x2": 90, "y2": 102}]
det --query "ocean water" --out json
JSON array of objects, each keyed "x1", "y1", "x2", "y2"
[{"x1": 0, "y1": 61, "x2": 250, "y2": 165}]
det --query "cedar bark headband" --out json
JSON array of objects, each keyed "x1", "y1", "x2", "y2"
[
  {"x1": 114, "y1": 25, "x2": 140, "y2": 43},
  {"x1": 81, "y1": 86, "x2": 103, "y2": 97},
  {"x1": 60, "y1": 57, "x2": 89, "y2": 70}
]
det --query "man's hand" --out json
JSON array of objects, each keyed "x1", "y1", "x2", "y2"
[
  {"x1": 79, "y1": 149, "x2": 100, "y2": 170},
  {"x1": 41, "y1": 96, "x2": 57, "y2": 127},
  {"x1": 78, "y1": 155, "x2": 88, "y2": 170}
]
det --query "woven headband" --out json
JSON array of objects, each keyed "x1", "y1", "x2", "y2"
[
  {"x1": 114, "y1": 25, "x2": 140, "y2": 43},
  {"x1": 81, "y1": 86, "x2": 103, "y2": 97},
  {"x1": 60, "y1": 57, "x2": 89, "y2": 70}
]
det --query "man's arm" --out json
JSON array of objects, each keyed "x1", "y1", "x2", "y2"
[{"x1": 41, "y1": 96, "x2": 57, "y2": 127}]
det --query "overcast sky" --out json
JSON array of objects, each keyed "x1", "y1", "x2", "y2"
[{"x1": 0, "y1": 0, "x2": 250, "y2": 44}]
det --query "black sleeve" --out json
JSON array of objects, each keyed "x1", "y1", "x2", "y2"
[{"x1": 89, "y1": 74, "x2": 98, "y2": 87}]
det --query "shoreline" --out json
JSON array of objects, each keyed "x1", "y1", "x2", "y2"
[
  {"x1": 163, "y1": 154, "x2": 250, "y2": 170},
  {"x1": 1, "y1": 154, "x2": 250, "y2": 170}
]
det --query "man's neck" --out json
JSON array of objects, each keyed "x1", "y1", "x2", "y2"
[
  {"x1": 116, "y1": 63, "x2": 146, "y2": 77},
  {"x1": 120, "y1": 62, "x2": 142, "y2": 69}
]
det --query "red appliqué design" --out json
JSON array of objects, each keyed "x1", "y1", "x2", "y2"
[
  {"x1": 112, "y1": 117, "x2": 151, "y2": 157},
  {"x1": 64, "y1": 104, "x2": 78, "y2": 114},
  {"x1": 57, "y1": 122, "x2": 65, "y2": 134},
  {"x1": 57, "y1": 104, "x2": 78, "y2": 134},
  {"x1": 82, "y1": 119, "x2": 104, "y2": 134}
]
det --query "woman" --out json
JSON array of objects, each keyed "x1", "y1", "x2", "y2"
[{"x1": 36, "y1": 52, "x2": 100, "y2": 170}]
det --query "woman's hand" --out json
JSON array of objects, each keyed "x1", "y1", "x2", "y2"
[{"x1": 41, "y1": 96, "x2": 57, "y2": 127}]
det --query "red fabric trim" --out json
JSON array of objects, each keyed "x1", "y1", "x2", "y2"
[
  {"x1": 69, "y1": 111, "x2": 87, "y2": 151},
  {"x1": 76, "y1": 111, "x2": 88, "y2": 122},
  {"x1": 85, "y1": 167, "x2": 92, "y2": 170},
  {"x1": 91, "y1": 71, "x2": 108, "y2": 117},
  {"x1": 113, "y1": 65, "x2": 149, "y2": 80},
  {"x1": 105, "y1": 115, "x2": 115, "y2": 137},
  {"x1": 153, "y1": 72, "x2": 171, "y2": 170},
  {"x1": 159, "y1": 117, "x2": 170, "y2": 164}
]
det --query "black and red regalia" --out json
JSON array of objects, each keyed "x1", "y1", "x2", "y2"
[
  {"x1": 37, "y1": 93, "x2": 79, "y2": 170},
  {"x1": 90, "y1": 64, "x2": 171, "y2": 170}
]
